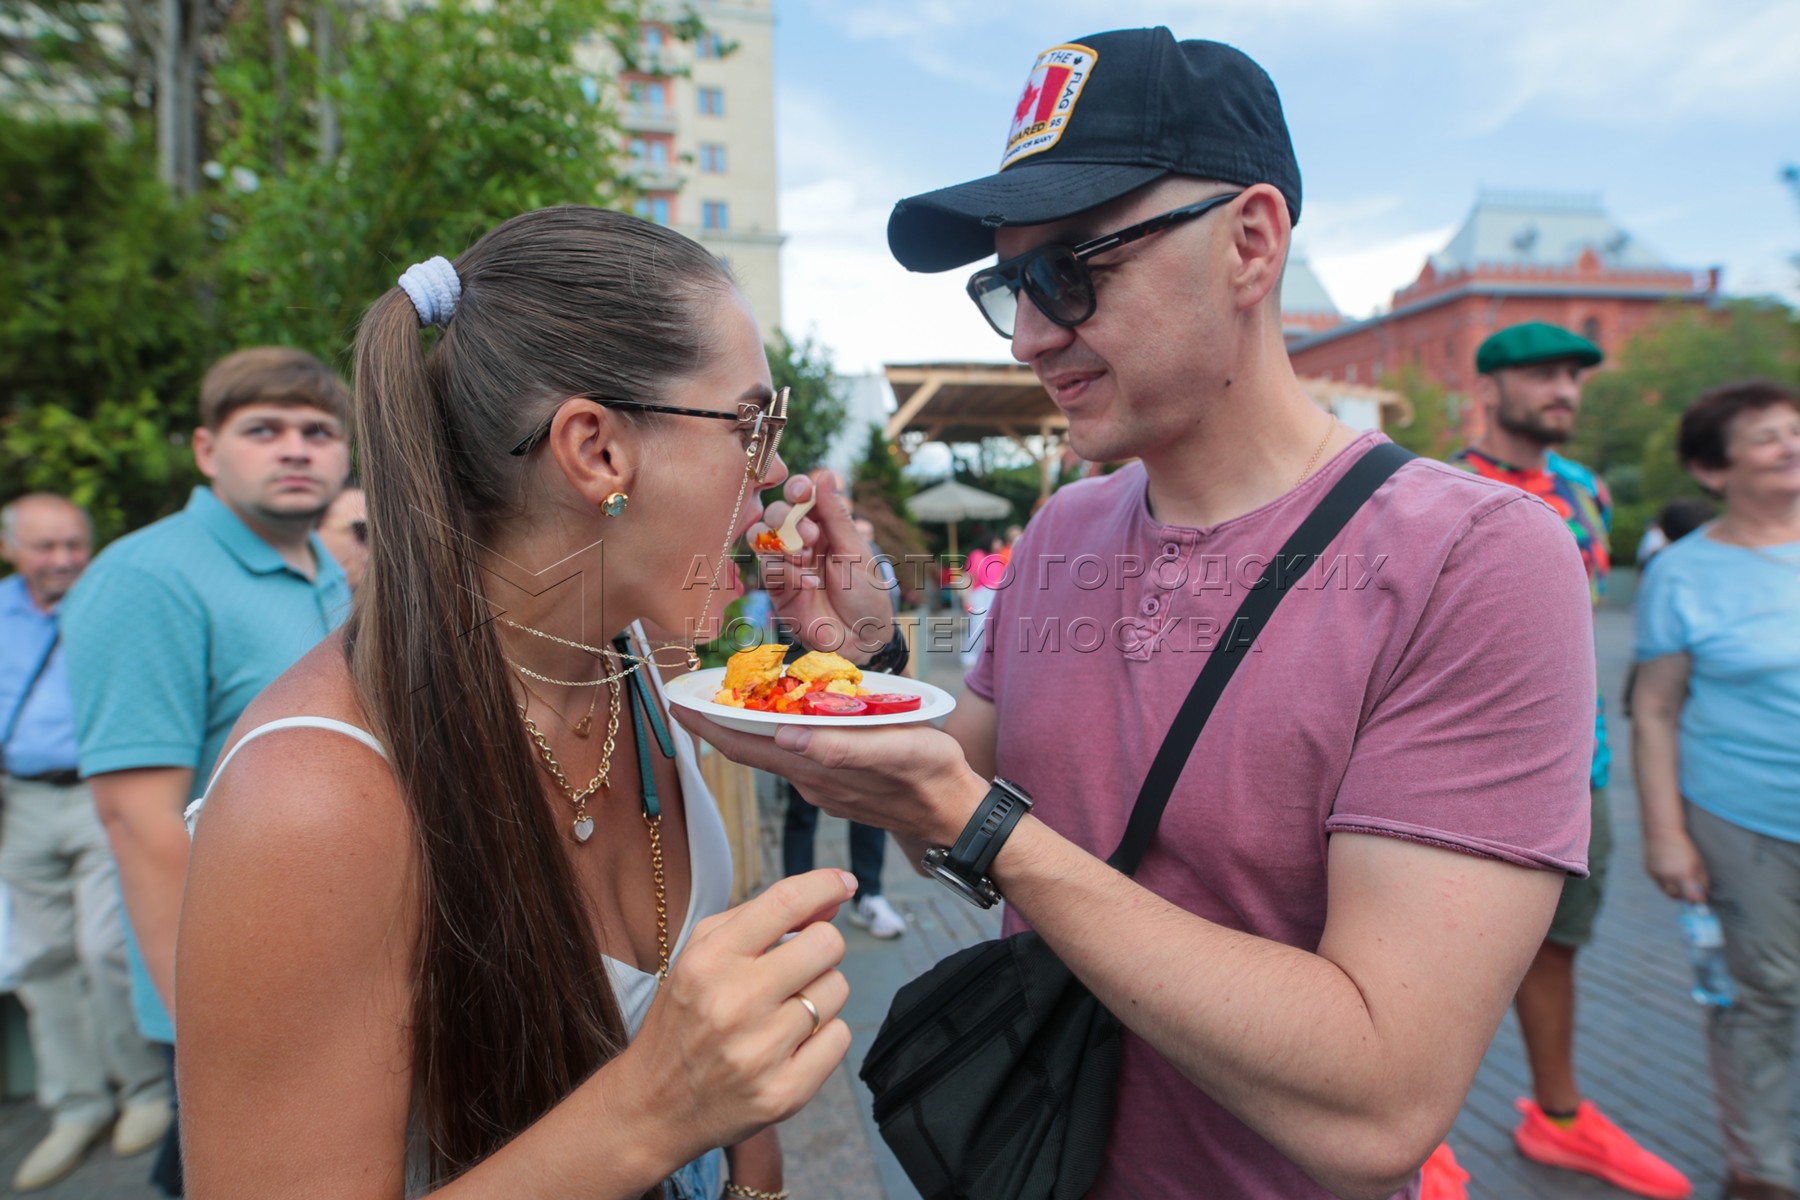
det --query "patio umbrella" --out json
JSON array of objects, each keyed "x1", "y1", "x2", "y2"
[{"x1": 905, "y1": 480, "x2": 1013, "y2": 560}]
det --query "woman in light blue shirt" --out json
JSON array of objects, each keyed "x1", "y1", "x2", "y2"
[{"x1": 1632, "y1": 379, "x2": 1800, "y2": 1200}]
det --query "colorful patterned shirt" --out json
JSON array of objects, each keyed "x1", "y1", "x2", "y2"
[{"x1": 1451, "y1": 446, "x2": 1611, "y2": 787}]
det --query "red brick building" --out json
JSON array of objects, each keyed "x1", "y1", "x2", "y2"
[
  {"x1": 1280, "y1": 257, "x2": 1346, "y2": 343},
  {"x1": 1285, "y1": 191, "x2": 1718, "y2": 440}
]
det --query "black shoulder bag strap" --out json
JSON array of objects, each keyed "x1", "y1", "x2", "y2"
[
  {"x1": 3, "y1": 630, "x2": 61, "y2": 756},
  {"x1": 1107, "y1": 441, "x2": 1414, "y2": 875}
]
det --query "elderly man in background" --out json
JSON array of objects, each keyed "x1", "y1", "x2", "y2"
[{"x1": 1, "y1": 494, "x2": 171, "y2": 1191}]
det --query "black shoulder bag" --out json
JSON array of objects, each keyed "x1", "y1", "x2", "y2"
[{"x1": 859, "y1": 443, "x2": 1414, "y2": 1200}]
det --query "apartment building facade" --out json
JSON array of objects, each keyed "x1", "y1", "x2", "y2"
[{"x1": 580, "y1": 0, "x2": 783, "y2": 338}]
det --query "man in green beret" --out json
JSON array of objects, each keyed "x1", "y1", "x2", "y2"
[{"x1": 1438, "y1": 322, "x2": 1691, "y2": 1200}]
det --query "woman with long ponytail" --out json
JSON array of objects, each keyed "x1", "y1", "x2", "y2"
[{"x1": 173, "y1": 206, "x2": 899, "y2": 1199}]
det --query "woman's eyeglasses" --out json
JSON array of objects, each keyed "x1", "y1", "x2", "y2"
[
  {"x1": 965, "y1": 190, "x2": 1243, "y2": 338},
  {"x1": 509, "y1": 388, "x2": 790, "y2": 481}
]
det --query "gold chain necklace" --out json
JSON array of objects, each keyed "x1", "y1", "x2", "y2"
[
  {"x1": 511, "y1": 663, "x2": 601, "y2": 737},
  {"x1": 498, "y1": 457, "x2": 759, "y2": 979},
  {"x1": 515, "y1": 645, "x2": 672, "y2": 979},
  {"x1": 1297, "y1": 418, "x2": 1337, "y2": 487},
  {"x1": 501, "y1": 618, "x2": 701, "y2": 678},
  {"x1": 498, "y1": 448, "x2": 762, "y2": 670},
  {"x1": 519, "y1": 648, "x2": 622, "y2": 839}
]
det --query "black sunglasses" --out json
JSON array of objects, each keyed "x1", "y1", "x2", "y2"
[
  {"x1": 508, "y1": 389, "x2": 789, "y2": 482},
  {"x1": 966, "y1": 190, "x2": 1244, "y2": 338}
]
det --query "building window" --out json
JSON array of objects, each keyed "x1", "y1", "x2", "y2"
[
  {"x1": 702, "y1": 201, "x2": 729, "y2": 231},
  {"x1": 697, "y1": 86, "x2": 724, "y2": 116},
  {"x1": 630, "y1": 80, "x2": 669, "y2": 110},
  {"x1": 630, "y1": 137, "x2": 669, "y2": 170},
  {"x1": 634, "y1": 194, "x2": 673, "y2": 225},
  {"x1": 699, "y1": 143, "x2": 727, "y2": 173},
  {"x1": 696, "y1": 31, "x2": 725, "y2": 58},
  {"x1": 1582, "y1": 317, "x2": 1601, "y2": 342},
  {"x1": 643, "y1": 25, "x2": 664, "y2": 52},
  {"x1": 1346, "y1": 363, "x2": 1358, "y2": 382}
]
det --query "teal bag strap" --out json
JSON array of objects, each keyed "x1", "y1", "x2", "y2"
[{"x1": 614, "y1": 634, "x2": 675, "y2": 821}]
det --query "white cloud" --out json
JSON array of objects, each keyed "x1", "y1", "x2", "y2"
[
  {"x1": 1310, "y1": 227, "x2": 1455, "y2": 320},
  {"x1": 779, "y1": 87, "x2": 1012, "y2": 374},
  {"x1": 774, "y1": 1, "x2": 1800, "y2": 363},
  {"x1": 809, "y1": 0, "x2": 1800, "y2": 128}
]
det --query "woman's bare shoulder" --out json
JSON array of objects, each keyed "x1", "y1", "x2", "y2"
[{"x1": 200, "y1": 631, "x2": 410, "y2": 862}]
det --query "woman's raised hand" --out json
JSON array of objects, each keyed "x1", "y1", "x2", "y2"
[
  {"x1": 611, "y1": 868, "x2": 856, "y2": 1161},
  {"x1": 754, "y1": 471, "x2": 898, "y2": 664}
]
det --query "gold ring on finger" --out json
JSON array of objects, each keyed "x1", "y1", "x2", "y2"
[{"x1": 794, "y1": 991, "x2": 821, "y2": 1035}]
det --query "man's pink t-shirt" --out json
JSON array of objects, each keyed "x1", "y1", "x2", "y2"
[{"x1": 966, "y1": 433, "x2": 1594, "y2": 1200}]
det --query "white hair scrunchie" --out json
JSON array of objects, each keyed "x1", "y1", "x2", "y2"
[{"x1": 397, "y1": 256, "x2": 462, "y2": 327}]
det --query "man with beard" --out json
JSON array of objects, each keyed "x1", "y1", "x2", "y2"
[
  {"x1": 1441, "y1": 322, "x2": 1690, "y2": 1199},
  {"x1": 59, "y1": 347, "x2": 351, "y2": 1194}
]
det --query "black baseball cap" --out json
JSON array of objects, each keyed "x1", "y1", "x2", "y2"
[{"x1": 888, "y1": 28, "x2": 1302, "y2": 274}]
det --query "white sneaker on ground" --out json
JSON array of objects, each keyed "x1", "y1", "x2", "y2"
[
  {"x1": 112, "y1": 1098, "x2": 174, "y2": 1157},
  {"x1": 14, "y1": 1119, "x2": 104, "y2": 1191},
  {"x1": 848, "y1": 894, "x2": 906, "y2": 939}
]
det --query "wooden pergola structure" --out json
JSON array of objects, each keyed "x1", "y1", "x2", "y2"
[
  {"x1": 882, "y1": 362, "x2": 1410, "y2": 503},
  {"x1": 884, "y1": 362, "x2": 1067, "y2": 500}
]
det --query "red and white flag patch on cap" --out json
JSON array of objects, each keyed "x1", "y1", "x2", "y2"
[{"x1": 1000, "y1": 42, "x2": 1098, "y2": 171}]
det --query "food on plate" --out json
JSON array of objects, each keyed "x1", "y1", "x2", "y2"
[
  {"x1": 712, "y1": 646, "x2": 919, "y2": 716},
  {"x1": 861, "y1": 693, "x2": 923, "y2": 715},
  {"x1": 786, "y1": 650, "x2": 862, "y2": 687},
  {"x1": 722, "y1": 643, "x2": 787, "y2": 693}
]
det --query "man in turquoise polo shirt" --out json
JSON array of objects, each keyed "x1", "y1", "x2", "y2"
[{"x1": 60, "y1": 346, "x2": 351, "y2": 1194}]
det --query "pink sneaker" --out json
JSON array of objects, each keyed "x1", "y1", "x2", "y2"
[
  {"x1": 1513, "y1": 1099, "x2": 1691, "y2": 1199},
  {"x1": 1420, "y1": 1143, "x2": 1470, "y2": 1200}
]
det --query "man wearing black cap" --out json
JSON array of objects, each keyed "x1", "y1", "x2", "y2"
[
  {"x1": 1447, "y1": 323, "x2": 1691, "y2": 1200},
  {"x1": 695, "y1": 28, "x2": 1595, "y2": 1199}
]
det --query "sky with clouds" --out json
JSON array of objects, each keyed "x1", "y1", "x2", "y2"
[{"x1": 768, "y1": 0, "x2": 1800, "y2": 376}]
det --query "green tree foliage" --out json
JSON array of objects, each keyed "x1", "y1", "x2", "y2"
[
  {"x1": 210, "y1": 0, "x2": 645, "y2": 361},
  {"x1": 1568, "y1": 301, "x2": 1800, "y2": 479},
  {"x1": 849, "y1": 423, "x2": 927, "y2": 596},
  {"x1": 763, "y1": 331, "x2": 848, "y2": 477},
  {"x1": 1565, "y1": 300, "x2": 1800, "y2": 560},
  {"x1": 3, "y1": 391, "x2": 199, "y2": 543},
  {"x1": 1380, "y1": 364, "x2": 1458, "y2": 459},
  {"x1": 0, "y1": 115, "x2": 212, "y2": 537},
  {"x1": 3, "y1": 0, "x2": 670, "y2": 537}
]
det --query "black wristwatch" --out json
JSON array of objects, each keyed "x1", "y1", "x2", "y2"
[
  {"x1": 922, "y1": 777, "x2": 1034, "y2": 909},
  {"x1": 863, "y1": 625, "x2": 910, "y2": 675}
]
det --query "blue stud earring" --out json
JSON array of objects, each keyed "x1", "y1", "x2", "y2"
[{"x1": 602, "y1": 491, "x2": 629, "y2": 517}]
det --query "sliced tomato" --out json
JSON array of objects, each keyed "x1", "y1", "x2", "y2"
[
  {"x1": 798, "y1": 692, "x2": 868, "y2": 717},
  {"x1": 860, "y1": 693, "x2": 922, "y2": 715}
]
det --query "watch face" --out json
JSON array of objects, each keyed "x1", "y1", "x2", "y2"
[{"x1": 923, "y1": 852, "x2": 999, "y2": 909}]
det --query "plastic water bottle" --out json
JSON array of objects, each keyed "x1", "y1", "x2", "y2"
[{"x1": 1679, "y1": 903, "x2": 1736, "y2": 1008}]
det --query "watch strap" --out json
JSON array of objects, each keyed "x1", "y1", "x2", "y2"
[
  {"x1": 863, "y1": 625, "x2": 910, "y2": 675},
  {"x1": 948, "y1": 778, "x2": 1032, "y2": 879}
]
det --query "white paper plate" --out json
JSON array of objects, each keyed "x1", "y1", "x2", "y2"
[{"x1": 664, "y1": 667, "x2": 956, "y2": 737}]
